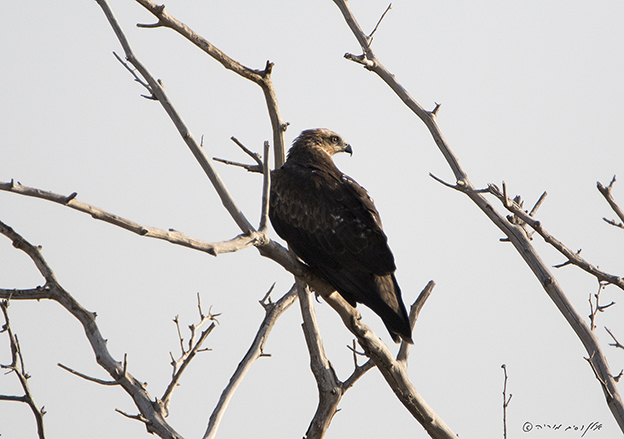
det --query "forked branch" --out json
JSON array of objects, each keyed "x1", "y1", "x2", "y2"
[
  {"x1": 598, "y1": 176, "x2": 624, "y2": 229},
  {"x1": 0, "y1": 220, "x2": 182, "y2": 439},
  {"x1": 0, "y1": 180, "x2": 262, "y2": 256},
  {"x1": 134, "y1": 0, "x2": 288, "y2": 168},
  {"x1": 332, "y1": 0, "x2": 624, "y2": 433},
  {"x1": 203, "y1": 284, "x2": 298, "y2": 439},
  {"x1": 0, "y1": 300, "x2": 46, "y2": 439}
]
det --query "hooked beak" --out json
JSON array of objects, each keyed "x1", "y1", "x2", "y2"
[{"x1": 344, "y1": 143, "x2": 353, "y2": 156}]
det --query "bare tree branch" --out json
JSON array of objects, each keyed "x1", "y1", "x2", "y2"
[
  {"x1": 259, "y1": 141, "x2": 271, "y2": 233},
  {"x1": 487, "y1": 183, "x2": 624, "y2": 292},
  {"x1": 598, "y1": 176, "x2": 624, "y2": 229},
  {"x1": 0, "y1": 219, "x2": 183, "y2": 439},
  {"x1": 318, "y1": 287, "x2": 457, "y2": 438},
  {"x1": 397, "y1": 280, "x2": 435, "y2": 364},
  {"x1": 297, "y1": 280, "x2": 344, "y2": 439},
  {"x1": 0, "y1": 180, "x2": 263, "y2": 256},
  {"x1": 0, "y1": 300, "x2": 46, "y2": 439},
  {"x1": 95, "y1": 0, "x2": 259, "y2": 237},
  {"x1": 605, "y1": 327, "x2": 624, "y2": 350},
  {"x1": 134, "y1": 0, "x2": 288, "y2": 168},
  {"x1": 332, "y1": 0, "x2": 624, "y2": 433},
  {"x1": 161, "y1": 303, "x2": 218, "y2": 416},
  {"x1": 203, "y1": 284, "x2": 298, "y2": 439},
  {"x1": 57, "y1": 363, "x2": 119, "y2": 386},
  {"x1": 501, "y1": 364, "x2": 512, "y2": 439},
  {"x1": 589, "y1": 281, "x2": 615, "y2": 332}
]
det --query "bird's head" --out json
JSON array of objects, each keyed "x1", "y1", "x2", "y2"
[{"x1": 289, "y1": 128, "x2": 353, "y2": 158}]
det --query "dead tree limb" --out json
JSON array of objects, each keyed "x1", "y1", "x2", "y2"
[
  {"x1": 134, "y1": 0, "x2": 288, "y2": 168},
  {"x1": 203, "y1": 284, "x2": 298, "y2": 439},
  {"x1": 297, "y1": 280, "x2": 344, "y2": 439},
  {"x1": 487, "y1": 183, "x2": 624, "y2": 291},
  {"x1": 598, "y1": 176, "x2": 624, "y2": 229},
  {"x1": 0, "y1": 220, "x2": 184, "y2": 439},
  {"x1": 95, "y1": 0, "x2": 259, "y2": 236},
  {"x1": 0, "y1": 180, "x2": 262, "y2": 256},
  {"x1": 332, "y1": 0, "x2": 624, "y2": 433}
]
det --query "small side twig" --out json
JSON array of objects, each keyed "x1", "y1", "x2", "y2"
[
  {"x1": 589, "y1": 281, "x2": 615, "y2": 332},
  {"x1": 605, "y1": 327, "x2": 624, "y2": 350},
  {"x1": 598, "y1": 176, "x2": 624, "y2": 229},
  {"x1": 161, "y1": 296, "x2": 219, "y2": 415},
  {"x1": 115, "y1": 408, "x2": 149, "y2": 424},
  {"x1": 213, "y1": 137, "x2": 266, "y2": 174},
  {"x1": 368, "y1": 3, "x2": 392, "y2": 41},
  {"x1": 113, "y1": 51, "x2": 154, "y2": 98},
  {"x1": 57, "y1": 363, "x2": 119, "y2": 386},
  {"x1": 487, "y1": 182, "x2": 624, "y2": 292},
  {"x1": 204, "y1": 284, "x2": 298, "y2": 439},
  {"x1": 259, "y1": 141, "x2": 271, "y2": 232},
  {"x1": 397, "y1": 280, "x2": 435, "y2": 363},
  {"x1": 0, "y1": 300, "x2": 46, "y2": 439},
  {"x1": 502, "y1": 364, "x2": 512, "y2": 439}
]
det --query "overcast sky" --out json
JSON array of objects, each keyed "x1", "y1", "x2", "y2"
[{"x1": 2, "y1": 1, "x2": 624, "y2": 438}]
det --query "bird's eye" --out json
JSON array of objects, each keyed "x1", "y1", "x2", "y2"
[{"x1": 330, "y1": 135, "x2": 340, "y2": 143}]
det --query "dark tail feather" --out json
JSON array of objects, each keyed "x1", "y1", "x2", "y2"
[{"x1": 373, "y1": 274, "x2": 413, "y2": 344}]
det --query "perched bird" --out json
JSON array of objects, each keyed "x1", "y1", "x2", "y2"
[{"x1": 269, "y1": 128, "x2": 413, "y2": 344}]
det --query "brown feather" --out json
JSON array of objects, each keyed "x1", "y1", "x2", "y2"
[{"x1": 270, "y1": 129, "x2": 413, "y2": 344}]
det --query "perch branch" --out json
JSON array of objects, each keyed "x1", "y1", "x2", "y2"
[{"x1": 297, "y1": 280, "x2": 344, "y2": 439}]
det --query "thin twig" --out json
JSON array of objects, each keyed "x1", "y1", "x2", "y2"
[
  {"x1": 57, "y1": 363, "x2": 119, "y2": 386},
  {"x1": 259, "y1": 141, "x2": 271, "y2": 232},
  {"x1": 605, "y1": 327, "x2": 624, "y2": 350},
  {"x1": 397, "y1": 280, "x2": 435, "y2": 363},
  {"x1": 230, "y1": 137, "x2": 263, "y2": 167},
  {"x1": 528, "y1": 191, "x2": 547, "y2": 217},
  {"x1": 162, "y1": 316, "x2": 216, "y2": 414},
  {"x1": 203, "y1": 285, "x2": 297, "y2": 439},
  {"x1": 212, "y1": 157, "x2": 263, "y2": 173},
  {"x1": 1, "y1": 300, "x2": 46, "y2": 439},
  {"x1": 113, "y1": 51, "x2": 153, "y2": 96},
  {"x1": 134, "y1": 0, "x2": 287, "y2": 168},
  {"x1": 368, "y1": 3, "x2": 392, "y2": 40},
  {"x1": 598, "y1": 176, "x2": 624, "y2": 228},
  {"x1": 487, "y1": 183, "x2": 624, "y2": 292},
  {"x1": 502, "y1": 364, "x2": 512, "y2": 439}
]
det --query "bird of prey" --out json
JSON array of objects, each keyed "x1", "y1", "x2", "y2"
[{"x1": 269, "y1": 128, "x2": 412, "y2": 344}]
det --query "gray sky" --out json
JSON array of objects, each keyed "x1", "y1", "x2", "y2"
[{"x1": 1, "y1": 1, "x2": 624, "y2": 438}]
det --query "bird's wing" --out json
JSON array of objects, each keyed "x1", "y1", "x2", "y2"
[{"x1": 270, "y1": 165, "x2": 396, "y2": 277}]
